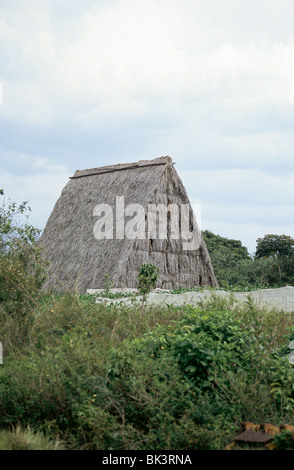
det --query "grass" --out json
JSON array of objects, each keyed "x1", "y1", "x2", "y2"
[{"x1": 0, "y1": 426, "x2": 64, "y2": 450}]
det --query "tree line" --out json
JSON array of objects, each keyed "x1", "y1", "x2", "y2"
[{"x1": 203, "y1": 230, "x2": 294, "y2": 289}]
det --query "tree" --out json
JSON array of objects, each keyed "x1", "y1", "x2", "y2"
[
  {"x1": 203, "y1": 230, "x2": 251, "y2": 261},
  {"x1": 202, "y1": 230, "x2": 294, "y2": 288},
  {"x1": 255, "y1": 234, "x2": 294, "y2": 286},
  {"x1": 0, "y1": 189, "x2": 41, "y2": 254},
  {"x1": 202, "y1": 230, "x2": 252, "y2": 287},
  {"x1": 255, "y1": 234, "x2": 294, "y2": 259},
  {"x1": 0, "y1": 190, "x2": 46, "y2": 341}
]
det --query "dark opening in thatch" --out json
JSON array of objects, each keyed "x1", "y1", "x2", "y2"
[{"x1": 39, "y1": 156, "x2": 218, "y2": 293}]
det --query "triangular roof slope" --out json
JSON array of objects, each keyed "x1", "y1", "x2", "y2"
[{"x1": 39, "y1": 156, "x2": 218, "y2": 292}]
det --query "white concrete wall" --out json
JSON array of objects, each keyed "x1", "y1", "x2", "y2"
[{"x1": 87, "y1": 286, "x2": 294, "y2": 312}]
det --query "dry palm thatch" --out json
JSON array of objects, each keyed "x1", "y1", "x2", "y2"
[{"x1": 39, "y1": 156, "x2": 218, "y2": 293}]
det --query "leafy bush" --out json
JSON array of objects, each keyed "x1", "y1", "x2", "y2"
[
  {"x1": 273, "y1": 430, "x2": 294, "y2": 450},
  {"x1": 138, "y1": 263, "x2": 159, "y2": 299},
  {"x1": 0, "y1": 191, "x2": 46, "y2": 352}
]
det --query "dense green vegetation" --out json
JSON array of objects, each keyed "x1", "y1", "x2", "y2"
[
  {"x1": 2, "y1": 291, "x2": 294, "y2": 450},
  {"x1": 1, "y1": 191, "x2": 294, "y2": 450},
  {"x1": 203, "y1": 230, "x2": 294, "y2": 289}
]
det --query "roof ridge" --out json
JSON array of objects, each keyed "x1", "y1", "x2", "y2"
[{"x1": 70, "y1": 156, "x2": 172, "y2": 179}]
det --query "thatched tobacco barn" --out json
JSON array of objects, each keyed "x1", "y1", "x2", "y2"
[{"x1": 40, "y1": 156, "x2": 217, "y2": 293}]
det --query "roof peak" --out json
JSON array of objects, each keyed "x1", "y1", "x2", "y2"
[{"x1": 71, "y1": 156, "x2": 173, "y2": 179}]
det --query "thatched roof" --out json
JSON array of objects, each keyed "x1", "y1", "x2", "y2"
[{"x1": 39, "y1": 156, "x2": 218, "y2": 293}]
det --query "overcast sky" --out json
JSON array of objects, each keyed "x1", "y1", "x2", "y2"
[{"x1": 1, "y1": 0, "x2": 294, "y2": 253}]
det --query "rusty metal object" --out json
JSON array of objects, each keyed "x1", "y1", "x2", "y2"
[
  {"x1": 225, "y1": 421, "x2": 294, "y2": 450},
  {"x1": 233, "y1": 429, "x2": 273, "y2": 445}
]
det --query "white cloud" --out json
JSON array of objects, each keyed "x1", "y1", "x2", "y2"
[
  {"x1": 1, "y1": 0, "x2": 294, "y2": 249},
  {"x1": 2, "y1": 0, "x2": 294, "y2": 126},
  {"x1": 181, "y1": 168, "x2": 294, "y2": 206},
  {"x1": 1, "y1": 168, "x2": 68, "y2": 229},
  {"x1": 1, "y1": 150, "x2": 69, "y2": 229},
  {"x1": 183, "y1": 167, "x2": 294, "y2": 251}
]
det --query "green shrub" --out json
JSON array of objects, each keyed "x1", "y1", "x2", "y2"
[
  {"x1": 273, "y1": 430, "x2": 294, "y2": 450},
  {"x1": 135, "y1": 308, "x2": 257, "y2": 387},
  {"x1": 0, "y1": 326, "x2": 115, "y2": 449},
  {"x1": 138, "y1": 263, "x2": 159, "y2": 300},
  {"x1": 0, "y1": 191, "x2": 46, "y2": 352}
]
